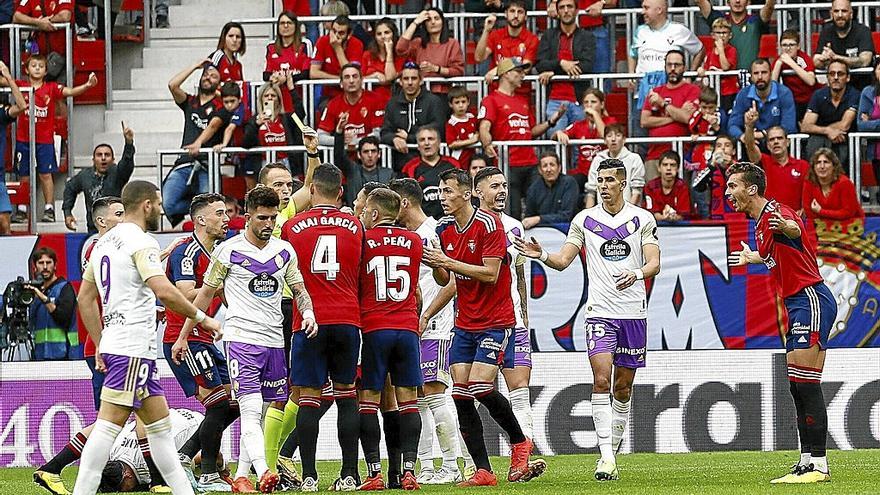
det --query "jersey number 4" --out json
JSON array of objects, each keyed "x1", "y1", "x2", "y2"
[
  {"x1": 311, "y1": 235, "x2": 341, "y2": 280},
  {"x1": 367, "y1": 256, "x2": 411, "y2": 302}
]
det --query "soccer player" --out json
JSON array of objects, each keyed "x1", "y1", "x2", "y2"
[
  {"x1": 421, "y1": 169, "x2": 533, "y2": 487},
  {"x1": 98, "y1": 409, "x2": 206, "y2": 493},
  {"x1": 726, "y1": 162, "x2": 835, "y2": 484},
  {"x1": 172, "y1": 186, "x2": 317, "y2": 493},
  {"x1": 356, "y1": 188, "x2": 424, "y2": 491},
  {"x1": 162, "y1": 193, "x2": 236, "y2": 491},
  {"x1": 34, "y1": 197, "x2": 125, "y2": 495},
  {"x1": 390, "y1": 178, "x2": 466, "y2": 485},
  {"x1": 514, "y1": 159, "x2": 661, "y2": 481},
  {"x1": 280, "y1": 163, "x2": 363, "y2": 492},
  {"x1": 74, "y1": 180, "x2": 221, "y2": 495}
]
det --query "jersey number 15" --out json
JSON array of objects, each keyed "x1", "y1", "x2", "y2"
[{"x1": 367, "y1": 255, "x2": 411, "y2": 302}]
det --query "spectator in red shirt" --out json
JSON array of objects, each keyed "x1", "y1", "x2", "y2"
[
  {"x1": 696, "y1": 18, "x2": 738, "y2": 112},
  {"x1": 224, "y1": 195, "x2": 246, "y2": 231},
  {"x1": 361, "y1": 18, "x2": 403, "y2": 107},
  {"x1": 446, "y1": 86, "x2": 478, "y2": 169},
  {"x1": 743, "y1": 107, "x2": 809, "y2": 212},
  {"x1": 264, "y1": 11, "x2": 313, "y2": 114},
  {"x1": 242, "y1": 83, "x2": 302, "y2": 176},
  {"x1": 771, "y1": 29, "x2": 818, "y2": 123},
  {"x1": 803, "y1": 147, "x2": 864, "y2": 223},
  {"x1": 316, "y1": 63, "x2": 384, "y2": 149},
  {"x1": 644, "y1": 151, "x2": 691, "y2": 222},
  {"x1": 474, "y1": 0, "x2": 539, "y2": 101},
  {"x1": 281, "y1": 0, "x2": 311, "y2": 17},
  {"x1": 311, "y1": 15, "x2": 365, "y2": 104},
  {"x1": 397, "y1": 7, "x2": 464, "y2": 97},
  {"x1": 479, "y1": 57, "x2": 566, "y2": 219},
  {"x1": 552, "y1": 88, "x2": 616, "y2": 191},
  {"x1": 209, "y1": 22, "x2": 246, "y2": 82},
  {"x1": 641, "y1": 50, "x2": 701, "y2": 182},
  {"x1": 14, "y1": 0, "x2": 72, "y2": 55},
  {"x1": 688, "y1": 87, "x2": 725, "y2": 179}
]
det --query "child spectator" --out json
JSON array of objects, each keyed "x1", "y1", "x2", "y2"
[
  {"x1": 13, "y1": 55, "x2": 97, "y2": 223},
  {"x1": 586, "y1": 124, "x2": 645, "y2": 208},
  {"x1": 0, "y1": 61, "x2": 26, "y2": 234},
  {"x1": 552, "y1": 88, "x2": 617, "y2": 192},
  {"x1": 771, "y1": 29, "x2": 818, "y2": 123},
  {"x1": 693, "y1": 134, "x2": 740, "y2": 220},
  {"x1": 445, "y1": 86, "x2": 478, "y2": 169},
  {"x1": 209, "y1": 22, "x2": 246, "y2": 82},
  {"x1": 687, "y1": 86, "x2": 725, "y2": 175},
  {"x1": 697, "y1": 18, "x2": 738, "y2": 111},
  {"x1": 644, "y1": 150, "x2": 691, "y2": 222}
]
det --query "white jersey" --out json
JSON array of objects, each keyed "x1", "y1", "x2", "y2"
[
  {"x1": 565, "y1": 202, "x2": 659, "y2": 319},
  {"x1": 630, "y1": 20, "x2": 703, "y2": 74},
  {"x1": 204, "y1": 233, "x2": 304, "y2": 348},
  {"x1": 110, "y1": 409, "x2": 204, "y2": 485},
  {"x1": 500, "y1": 213, "x2": 527, "y2": 329},
  {"x1": 415, "y1": 217, "x2": 453, "y2": 340},
  {"x1": 83, "y1": 222, "x2": 165, "y2": 359}
]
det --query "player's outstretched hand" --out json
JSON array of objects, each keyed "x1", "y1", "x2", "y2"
[
  {"x1": 422, "y1": 245, "x2": 448, "y2": 269},
  {"x1": 768, "y1": 211, "x2": 787, "y2": 232},
  {"x1": 160, "y1": 235, "x2": 190, "y2": 261},
  {"x1": 614, "y1": 271, "x2": 637, "y2": 291},
  {"x1": 202, "y1": 316, "x2": 222, "y2": 340},
  {"x1": 512, "y1": 236, "x2": 542, "y2": 259},
  {"x1": 302, "y1": 317, "x2": 318, "y2": 338},
  {"x1": 728, "y1": 241, "x2": 753, "y2": 267}
]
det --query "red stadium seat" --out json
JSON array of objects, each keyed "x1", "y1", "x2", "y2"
[
  {"x1": 615, "y1": 36, "x2": 627, "y2": 63},
  {"x1": 605, "y1": 92, "x2": 628, "y2": 128},
  {"x1": 222, "y1": 176, "x2": 247, "y2": 200},
  {"x1": 862, "y1": 162, "x2": 878, "y2": 188},
  {"x1": 873, "y1": 32, "x2": 880, "y2": 54},
  {"x1": 758, "y1": 34, "x2": 778, "y2": 59},
  {"x1": 811, "y1": 33, "x2": 819, "y2": 54}
]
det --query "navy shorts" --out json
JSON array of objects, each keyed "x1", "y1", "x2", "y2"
[
  {"x1": 162, "y1": 341, "x2": 229, "y2": 397},
  {"x1": 15, "y1": 141, "x2": 57, "y2": 175},
  {"x1": 85, "y1": 356, "x2": 105, "y2": 411},
  {"x1": 784, "y1": 283, "x2": 835, "y2": 353},
  {"x1": 290, "y1": 324, "x2": 360, "y2": 388},
  {"x1": 361, "y1": 330, "x2": 423, "y2": 391},
  {"x1": 449, "y1": 327, "x2": 514, "y2": 368}
]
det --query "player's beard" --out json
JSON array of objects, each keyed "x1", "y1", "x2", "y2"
[{"x1": 146, "y1": 209, "x2": 161, "y2": 231}]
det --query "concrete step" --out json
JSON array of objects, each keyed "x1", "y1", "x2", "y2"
[
  {"x1": 130, "y1": 55, "x2": 268, "y2": 89},
  {"x1": 89, "y1": 130, "x2": 182, "y2": 153},
  {"x1": 104, "y1": 108, "x2": 183, "y2": 132},
  {"x1": 149, "y1": 24, "x2": 273, "y2": 42},
  {"x1": 169, "y1": 3, "x2": 273, "y2": 25}
]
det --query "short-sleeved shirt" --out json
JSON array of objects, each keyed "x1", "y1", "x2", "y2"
[
  {"x1": 164, "y1": 235, "x2": 215, "y2": 345},
  {"x1": 415, "y1": 217, "x2": 454, "y2": 340},
  {"x1": 644, "y1": 178, "x2": 691, "y2": 217},
  {"x1": 16, "y1": 80, "x2": 63, "y2": 144},
  {"x1": 177, "y1": 94, "x2": 224, "y2": 148},
  {"x1": 816, "y1": 22, "x2": 875, "y2": 66},
  {"x1": 478, "y1": 90, "x2": 537, "y2": 167},
  {"x1": 312, "y1": 35, "x2": 365, "y2": 100},
  {"x1": 402, "y1": 158, "x2": 461, "y2": 219},
  {"x1": 15, "y1": 0, "x2": 73, "y2": 54},
  {"x1": 485, "y1": 27, "x2": 539, "y2": 99},
  {"x1": 806, "y1": 86, "x2": 860, "y2": 130},
  {"x1": 317, "y1": 90, "x2": 385, "y2": 142},
  {"x1": 446, "y1": 112, "x2": 478, "y2": 169},
  {"x1": 209, "y1": 49, "x2": 243, "y2": 82},
  {"x1": 280, "y1": 205, "x2": 363, "y2": 329},
  {"x1": 760, "y1": 153, "x2": 809, "y2": 212},
  {"x1": 705, "y1": 10, "x2": 767, "y2": 70},
  {"x1": 436, "y1": 209, "x2": 515, "y2": 331},
  {"x1": 360, "y1": 225, "x2": 423, "y2": 333},
  {"x1": 83, "y1": 223, "x2": 165, "y2": 359},
  {"x1": 565, "y1": 202, "x2": 659, "y2": 319},
  {"x1": 81, "y1": 236, "x2": 100, "y2": 358},
  {"x1": 560, "y1": 115, "x2": 617, "y2": 175},
  {"x1": 500, "y1": 213, "x2": 527, "y2": 329},
  {"x1": 360, "y1": 51, "x2": 404, "y2": 105},
  {"x1": 630, "y1": 20, "x2": 703, "y2": 74},
  {"x1": 204, "y1": 234, "x2": 303, "y2": 348},
  {"x1": 642, "y1": 82, "x2": 701, "y2": 160},
  {"x1": 754, "y1": 200, "x2": 823, "y2": 298},
  {"x1": 265, "y1": 42, "x2": 312, "y2": 75},
  {"x1": 703, "y1": 44, "x2": 738, "y2": 96},
  {"x1": 778, "y1": 50, "x2": 819, "y2": 105}
]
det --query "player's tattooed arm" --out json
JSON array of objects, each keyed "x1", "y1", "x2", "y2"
[{"x1": 291, "y1": 281, "x2": 319, "y2": 337}]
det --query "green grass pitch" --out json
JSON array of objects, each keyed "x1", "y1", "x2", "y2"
[{"x1": 8, "y1": 450, "x2": 880, "y2": 494}]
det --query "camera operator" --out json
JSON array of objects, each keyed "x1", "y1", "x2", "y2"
[{"x1": 26, "y1": 247, "x2": 79, "y2": 360}]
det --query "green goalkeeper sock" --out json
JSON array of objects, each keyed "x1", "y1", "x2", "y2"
[
  {"x1": 280, "y1": 400, "x2": 299, "y2": 448},
  {"x1": 264, "y1": 407, "x2": 285, "y2": 472}
]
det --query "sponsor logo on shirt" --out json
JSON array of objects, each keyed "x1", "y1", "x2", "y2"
[
  {"x1": 248, "y1": 272, "x2": 279, "y2": 298},
  {"x1": 599, "y1": 238, "x2": 631, "y2": 261}
]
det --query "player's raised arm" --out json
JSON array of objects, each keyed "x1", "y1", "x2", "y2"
[
  {"x1": 513, "y1": 236, "x2": 580, "y2": 271},
  {"x1": 288, "y1": 128, "x2": 321, "y2": 214}
]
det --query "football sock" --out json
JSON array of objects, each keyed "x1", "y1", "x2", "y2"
[
  {"x1": 199, "y1": 388, "x2": 231, "y2": 475},
  {"x1": 296, "y1": 395, "x2": 322, "y2": 479},
  {"x1": 279, "y1": 426, "x2": 299, "y2": 459},
  {"x1": 138, "y1": 437, "x2": 165, "y2": 487},
  {"x1": 508, "y1": 387, "x2": 533, "y2": 439},
  {"x1": 611, "y1": 397, "x2": 631, "y2": 453},
  {"x1": 145, "y1": 416, "x2": 195, "y2": 495},
  {"x1": 789, "y1": 380, "x2": 811, "y2": 464},
  {"x1": 470, "y1": 381, "x2": 526, "y2": 445},
  {"x1": 263, "y1": 406, "x2": 284, "y2": 473},
  {"x1": 41, "y1": 430, "x2": 88, "y2": 474},
  {"x1": 450, "y1": 394, "x2": 474, "y2": 468},
  {"x1": 234, "y1": 434, "x2": 252, "y2": 479},
  {"x1": 280, "y1": 400, "x2": 299, "y2": 446},
  {"x1": 812, "y1": 456, "x2": 828, "y2": 473},
  {"x1": 178, "y1": 424, "x2": 202, "y2": 460},
  {"x1": 382, "y1": 410, "x2": 402, "y2": 479},
  {"x1": 426, "y1": 393, "x2": 459, "y2": 469},
  {"x1": 452, "y1": 384, "x2": 491, "y2": 472},
  {"x1": 238, "y1": 393, "x2": 269, "y2": 477},
  {"x1": 71, "y1": 419, "x2": 121, "y2": 495},
  {"x1": 417, "y1": 397, "x2": 435, "y2": 469},
  {"x1": 398, "y1": 400, "x2": 421, "y2": 475},
  {"x1": 335, "y1": 386, "x2": 361, "y2": 480},
  {"x1": 592, "y1": 393, "x2": 614, "y2": 461},
  {"x1": 796, "y1": 381, "x2": 828, "y2": 461},
  {"x1": 359, "y1": 399, "x2": 382, "y2": 477}
]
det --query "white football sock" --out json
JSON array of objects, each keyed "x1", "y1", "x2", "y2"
[
  {"x1": 611, "y1": 397, "x2": 631, "y2": 453},
  {"x1": 427, "y1": 393, "x2": 459, "y2": 470},
  {"x1": 145, "y1": 416, "x2": 195, "y2": 495},
  {"x1": 417, "y1": 397, "x2": 435, "y2": 469},
  {"x1": 508, "y1": 387, "x2": 533, "y2": 440},
  {"x1": 238, "y1": 393, "x2": 269, "y2": 477},
  {"x1": 72, "y1": 419, "x2": 122, "y2": 495},
  {"x1": 592, "y1": 393, "x2": 613, "y2": 461},
  {"x1": 799, "y1": 452, "x2": 811, "y2": 467},
  {"x1": 812, "y1": 456, "x2": 828, "y2": 473},
  {"x1": 235, "y1": 433, "x2": 253, "y2": 479}
]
